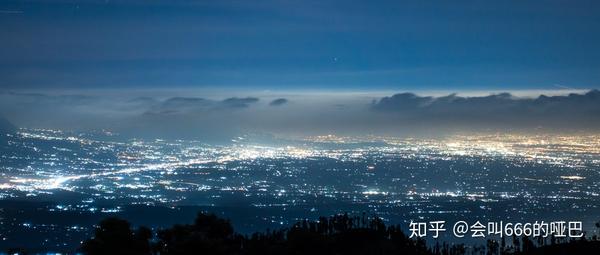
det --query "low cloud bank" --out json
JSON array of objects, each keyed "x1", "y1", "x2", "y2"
[
  {"x1": 1, "y1": 90, "x2": 599, "y2": 141},
  {"x1": 145, "y1": 97, "x2": 260, "y2": 115},
  {"x1": 269, "y1": 98, "x2": 289, "y2": 106},
  {"x1": 371, "y1": 90, "x2": 600, "y2": 130}
]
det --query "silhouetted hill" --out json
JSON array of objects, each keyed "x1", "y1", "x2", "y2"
[
  {"x1": 0, "y1": 115, "x2": 15, "y2": 134},
  {"x1": 0, "y1": 115, "x2": 16, "y2": 146},
  {"x1": 75, "y1": 212, "x2": 600, "y2": 255},
  {"x1": 80, "y1": 213, "x2": 431, "y2": 255}
]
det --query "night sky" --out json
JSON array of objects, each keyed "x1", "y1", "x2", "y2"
[
  {"x1": 1, "y1": 1, "x2": 600, "y2": 139},
  {"x1": 3, "y1": 3, "x2": 600, "y2": 253},
  {"x1": 1, "y1": 0, "x2": 599, "y2": 91}
]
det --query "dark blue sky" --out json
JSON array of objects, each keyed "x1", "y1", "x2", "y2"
[{"x1": 1, "y1": 0, "x2": 599, "y2": 91}]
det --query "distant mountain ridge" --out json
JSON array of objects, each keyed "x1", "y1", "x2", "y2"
[{"x1": 0, "y1": 115, "x2": 16, "y2": 134}]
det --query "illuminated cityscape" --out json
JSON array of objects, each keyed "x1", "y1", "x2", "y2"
[
  {"x1": 1, "y1": 129, "x2": 599, "y2": 251},
  {"x1": 2, "y1": 1, "x2": 600, "y2": 253}
]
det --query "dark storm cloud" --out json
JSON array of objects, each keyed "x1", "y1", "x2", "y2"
[
  {"x1": 371, "y1": 90, "x2": 600, "y2": 130},
  {"x1": 269, "y1": 98, "x2": 288, "y2": 106}
]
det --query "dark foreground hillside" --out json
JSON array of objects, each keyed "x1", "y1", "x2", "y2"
[{"x1": 75, "y1": 212, "x2": 600, "y2": 255}]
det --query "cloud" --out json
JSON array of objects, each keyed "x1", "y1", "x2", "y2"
[
  {"x1": 370, "y1": 93, "x2": 433, "y2": 112},
  {"x1": 120, "y1": 97, "x2": 160, "y2": 111},
  {"x1": 0, "y1": 10, "x2": 24, "y2": 14},
  {"x1": 370, "y1": 89, "x2": 600, "y2": 130},
  {"x1": 221, "y1": 97, "x2": 259, "y2": 108},
  {"x1": 147, "y1": 97, "x2": 212, "y2": 114},
  {"x1": 269, "y1": 98, "x2": 288, "y2": 106},
  {"x1": 144, "y1": 96, "x2": 260, "y2": 115},
  {"x1": 1, "y1": 91, "x2": 97, "y2": 105},
  {"x1": 1, "y1": 89, "x2": 600, "y2": 141}
]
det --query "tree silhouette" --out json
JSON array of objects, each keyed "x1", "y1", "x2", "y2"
[
  {"x1": 155, "y1": 212, "x2": 242, "y2": 255},
  {"x1": 81, "y1": 217, "x2": 151, "y2": 255},
  {"x1": 78, "y1": 213, "x2": 600, "y2": 255}
]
